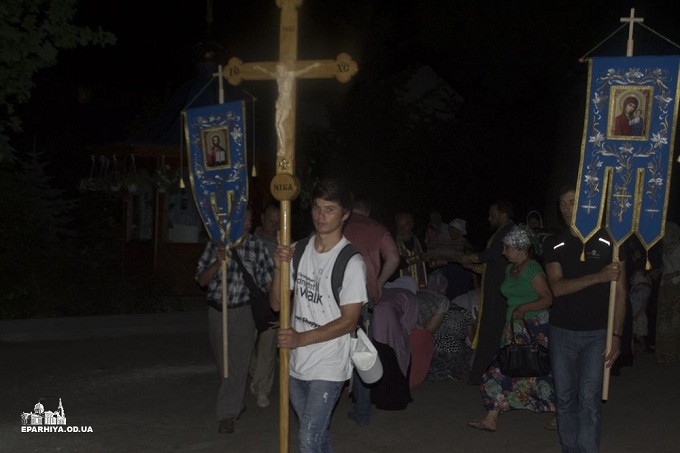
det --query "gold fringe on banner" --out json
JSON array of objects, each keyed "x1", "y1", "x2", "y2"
[{"x1": 645, "y1": 250, "x2": 652, "y2": 270}]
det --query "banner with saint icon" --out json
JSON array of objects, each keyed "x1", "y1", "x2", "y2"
[
  {"x1": 574, "y1": 55, "x2": 680, "y2": 263},
  {"x1": 183, "y1": 101, "x2": 248, "y2": 246}
]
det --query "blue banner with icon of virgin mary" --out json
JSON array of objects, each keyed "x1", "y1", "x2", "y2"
[
  {"x1": 574, "y1": 55, "x2": 680, "y2": 255},
  {"x1": 183, "y1": 101, "x2": 248, "y2": 246}
]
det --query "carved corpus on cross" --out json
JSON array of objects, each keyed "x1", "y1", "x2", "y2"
[
  {"x1": 224, "y1": 1, "x2": 357, "y2": 451},
  {"x1": 225, "y1": 0, "x2": 357, "y2": 179}
]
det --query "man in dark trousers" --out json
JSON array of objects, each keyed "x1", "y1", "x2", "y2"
[
  {"x1": 461, "y1": 200, "x2": 514, "y2": 385},
  {"x1": 543, "y1": 184, "x2": 626, "y2": 452},
  {"x1": 196, "y1": 207, "x2": 274, "y2": 434}
]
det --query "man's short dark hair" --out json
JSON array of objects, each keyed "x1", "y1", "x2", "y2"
[
  {"x1": 559, "y1": 183, "x2": 577, "y2": 197},
  {"x1": 395, "y1": 212, "x2": 414, "y2": 227},
  {"x1": 263, "y1": 201, "x2": 280, "y2": 215},
  {"x1": 492, "y1": 200, "x2": 514, "y2": 219},
  {"x1": 352, "y1": 193, "x2": 372, "y2": 213},
  {"x1": 311, "y1": 178, "x2": 353, "y2": 213}
]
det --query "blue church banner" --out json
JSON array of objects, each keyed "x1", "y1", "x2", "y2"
[
  {"x1": 575, "y1": 55, "x2": 680, "y2": 258},
  {"x1": 183, "y1": 101, "x2": 248, "y2": 246}
]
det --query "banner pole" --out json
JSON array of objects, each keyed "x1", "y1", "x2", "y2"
[
  {"x1": 221, "y1": 261, "x2": 229, "y2": 378},
  {"x1": 602, "y1": 243, "x2": 619, "y2": 400}
]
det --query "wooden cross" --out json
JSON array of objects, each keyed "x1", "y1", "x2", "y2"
[
  {"x1": 225, "y1": 0, "x2": 357, "y2": 177},
  {"x1": 224, "y1": 2, "x2": 357, "y2": 452},
  {"x1": 620, "y1": 8, "x2": 644, "y2": 57}
]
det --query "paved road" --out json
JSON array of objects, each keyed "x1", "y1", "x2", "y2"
[{"x1": 1, "y1": 326, "x2": 678, "y2": 452}]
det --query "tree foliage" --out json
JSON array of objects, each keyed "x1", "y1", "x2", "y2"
[
  {"x1": 0, "y1": 1, "x2": 163, "y2": 319},
  {"x1": 0, "y1": 0, "x2": 115, "y2": 162},
  {"x1": 0, "y1": 149, "x2": 177, "y2": 319}
]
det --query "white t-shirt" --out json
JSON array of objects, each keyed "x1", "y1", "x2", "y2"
[{"x1": 289, "y1": 235, "x2": 367, "y2": 381}]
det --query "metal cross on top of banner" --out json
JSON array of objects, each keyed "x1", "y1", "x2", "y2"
[
  {"x1": 224, "y1": 1, "x2": 358, "y2": 451},
  {"x1": 575, "y1": 8, "x2": 680, "y2": 400}
]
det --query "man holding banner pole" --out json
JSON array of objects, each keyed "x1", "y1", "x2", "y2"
[
  {"x1": 184, "y1": 96, "x2": 259, "y2": 434},
  {"x1": 545, "y1": 48, "x2": 680, "y2": 451},
  {"x1": 196, "y1": 208, "x2": 275, "y2": 434},
  {"x1": 543, "y1": 184, "x2": 627, "y2": 452}
]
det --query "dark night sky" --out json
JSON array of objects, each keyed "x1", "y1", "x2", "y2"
[
  {"x1": 20, "y1": 0, "x2": 680, "y2": 236},
  {"x1": 63, "y1": 1, "x2": 680, "y2": 92}
]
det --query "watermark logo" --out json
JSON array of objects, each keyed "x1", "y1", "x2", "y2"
[{"x1": 20, "y1": 399, "x2": 93, "y2": 433}]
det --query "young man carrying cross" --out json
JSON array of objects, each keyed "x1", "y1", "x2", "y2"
[{"x1": 270, "y1": 178, "x2": 367, "y2": 453}]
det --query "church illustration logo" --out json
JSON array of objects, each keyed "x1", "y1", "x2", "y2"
[{"x1": 20, "y1": 399, "x2": 93, "y2": 433}]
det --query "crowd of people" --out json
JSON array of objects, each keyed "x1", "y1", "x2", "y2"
[{"x1": 194, "y1": 178, "x2": 679, "y2": 453}]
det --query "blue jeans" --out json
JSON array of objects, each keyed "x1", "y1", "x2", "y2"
[
  {"x1": 549, "y1": 325, "x2": 606, "y2": 453},
  {"x1": 289, "y1": 377, "x2": 344, "y2": 453},
  {"x1": 350, "y1": 368, "x2": 371, "y2": 424}
]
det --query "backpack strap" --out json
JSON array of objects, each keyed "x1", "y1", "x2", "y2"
[
  {"x1": 292, "y1": 235, "x2": 312, "y2": 282},
  {"x1": 292, "y1": 235, "x2": 360, "y2": 306},
  {"x1": 331, "y1": 243, "x2": 360, "y2": 305}
]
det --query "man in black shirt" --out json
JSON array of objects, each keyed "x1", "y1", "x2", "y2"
[{"x1": 542, "y1": 184, "x2": 626, "y2": 453}]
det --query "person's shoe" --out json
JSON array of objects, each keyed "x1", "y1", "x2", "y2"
[
  {"x1": 347, "y1": 411, "x2": 369, "y2": 427},
  {"x1": 217, "y1": 418, "x2": 234, "y2": 434},
  {"x1": 257, "y1": 394, "x2": 270, "y2": 408}
]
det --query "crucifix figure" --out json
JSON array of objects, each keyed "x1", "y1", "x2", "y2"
[
  {"x1": 224, "y1": 2, "x2": 357, "y2": 451},
  {"x1": 225, "y1": 1, "x2": 357, "y2": 173},
  {"x1": 252, "y1": 62, "x2": 321, "y2": 156}
]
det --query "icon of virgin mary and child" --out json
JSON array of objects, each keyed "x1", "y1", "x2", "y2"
[{"x1": 613, "y1": 95, "x2": 645, "y2": 137}]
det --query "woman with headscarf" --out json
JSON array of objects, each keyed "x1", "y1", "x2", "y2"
[
  {"x1": 468, "y1": 225, "x2": 555, "y2": 432},
  {"x1": 656, "y1": 222, "x2": 680, "y2": 363}
]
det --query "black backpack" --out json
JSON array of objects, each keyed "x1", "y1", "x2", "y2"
[{"x1": 292, "y1": 235, "x2": 360, "y2": 305}]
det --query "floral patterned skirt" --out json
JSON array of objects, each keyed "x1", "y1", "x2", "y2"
[{"x1": 479, "y1": 312, "x2": 556, "y2": 413}]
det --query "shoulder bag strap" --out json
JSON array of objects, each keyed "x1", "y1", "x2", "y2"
[
  {"x1": 230, "y1": 247, "x2": 263, "y2": 298},
  {"x1": 509, "y1": 318, "x2": 517, "y2": 344},
  {"x1": 512, "y1": 318, "x2": 537, "y2": 345}
]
